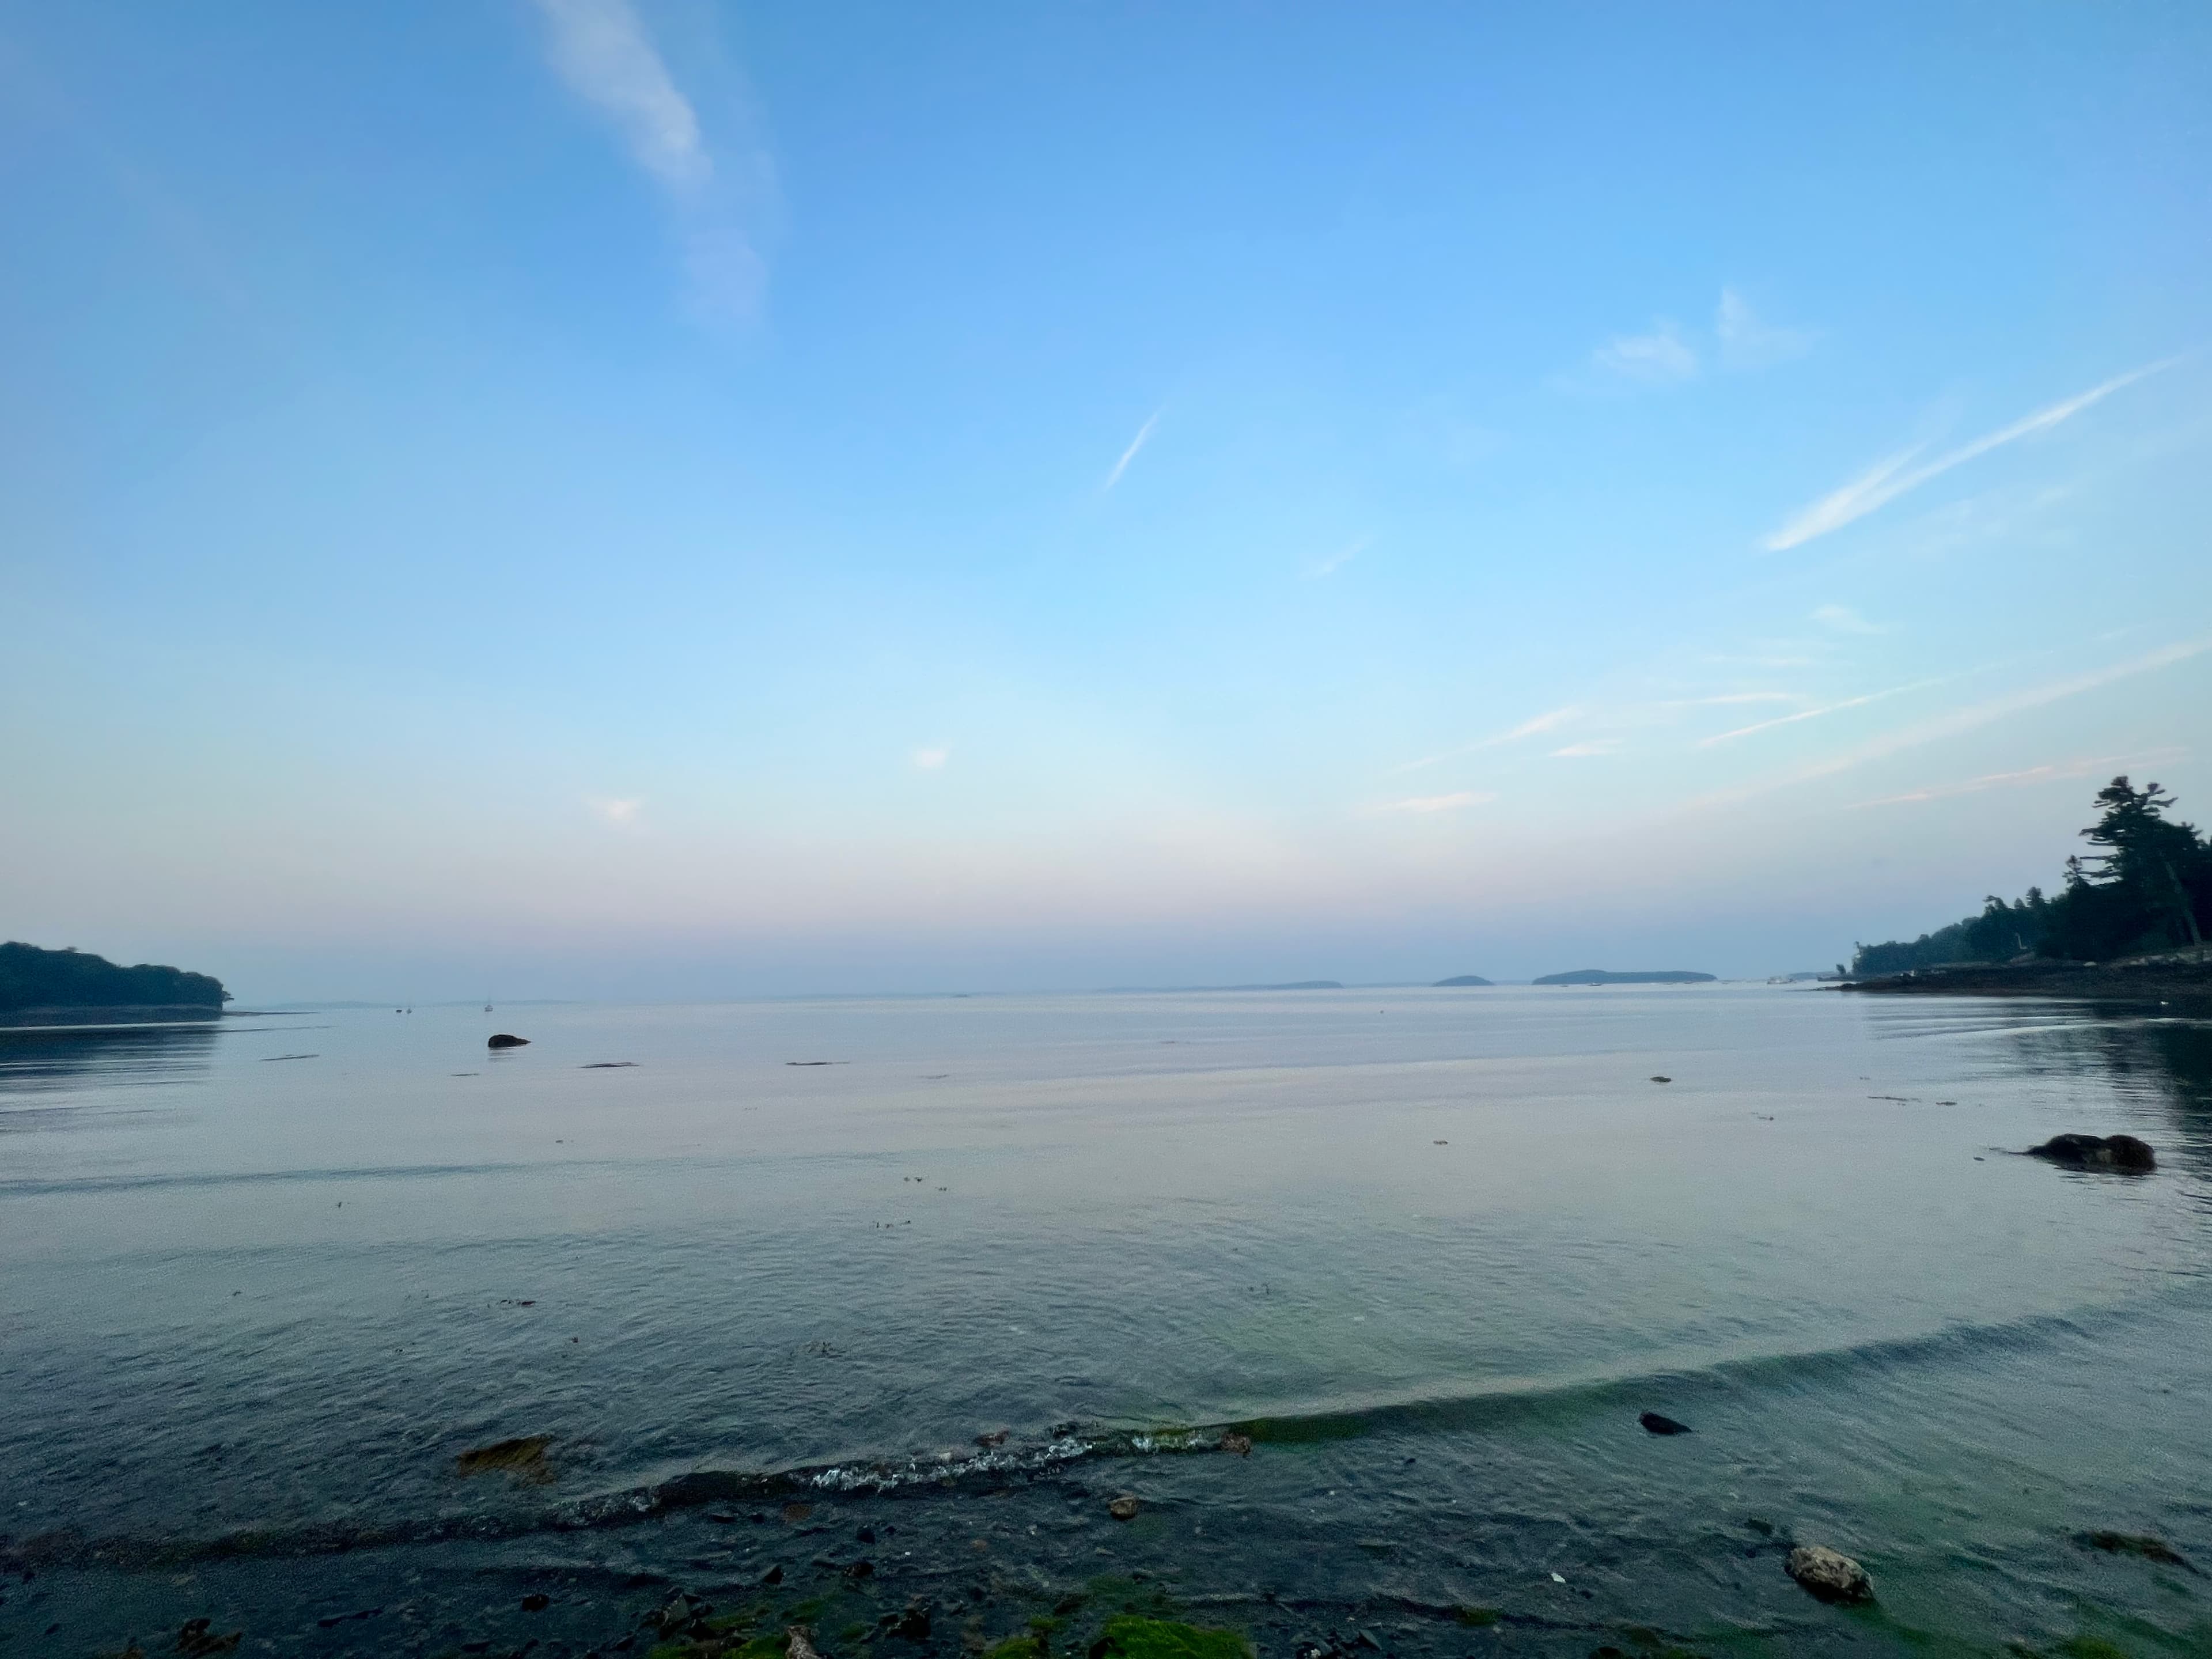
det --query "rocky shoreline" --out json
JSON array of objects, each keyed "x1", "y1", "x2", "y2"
[{"x1": 1839, "y1": 948, "x2": 2212, "y2": 1004}]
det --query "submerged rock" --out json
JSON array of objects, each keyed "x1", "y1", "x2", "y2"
[
  {"x1": 1220, "y1": 1432, "x2": 1253, "y2": 1456},
  {"x1": 176, "y1": 1619, "x2": 242, "y2": 1657},
  {"x1": 1108, "y1": 1494, "x2": 1141, "y2": 1521},
  {"x1": 645, "y1": 1593, "x2": 715, "y2": 1642},
  {"x1": 1638, "y1": 1411, "x2": 1692, "y2": 1435},
  {"x1": 453, "y1": 1435, "x2": 554, "y2": 1483},
  {"x1": 2027, "y1": 1134, "x2": 2155, "y2": 1172},
  {"x1": 2081, "y1": 1531, "x2": 2195, "y2": 1570},
  {"x1": 487, "y1": 1033, "x2": 529, "y2": 1049},
  {"x1": 1786, "y1": 1543, "x2": 1873, "y2": 1603},
  {"x1": 885, "y1": 1599, "x2": 933, "y2": 1641}
]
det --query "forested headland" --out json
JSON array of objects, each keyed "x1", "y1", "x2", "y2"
[
  {"x1": 0, "y1": 941, "x2": 230, "y2": 1013},
  {"x1": 1851, "y1": 778, "x2": 2211, "y2": 976}
]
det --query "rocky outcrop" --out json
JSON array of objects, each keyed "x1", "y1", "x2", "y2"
[
  {"x1": 487, "y1": 1033, "x2": 530, "y2": 1049},
  {"x1": 2027, "y1": 1134, "x2": 2156, "y2": 1172}
]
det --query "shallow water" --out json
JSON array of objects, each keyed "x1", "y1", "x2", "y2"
[{"x1": 3, "y1": 987, "x2": 2210, "y2": 1657}]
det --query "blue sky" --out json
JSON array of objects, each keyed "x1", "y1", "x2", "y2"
[{"x1": 2, "y1": 2, "x2": 2209, "y2": 998}]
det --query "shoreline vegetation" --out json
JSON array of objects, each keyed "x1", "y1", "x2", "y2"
[
  {"x1": 0, "y1": 940, "x2": 228, "y2": 1018},
  {"x1": 1844, "y1": 776, "x2": 2212, "y2": 1002}
]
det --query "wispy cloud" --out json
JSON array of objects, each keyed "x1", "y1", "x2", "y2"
[
  {"x1": 1303, "y1": 536, "x2": 1370, "y2": 581},
  {"x1": 1699, "y1": 677, "x2": 1945, "y2": 748},
  {"x1": 1364, "y1": 790, "x2": 1496, "y2": 816},
  {"x1": 1592, "y1": 321, "x2": 1698, "y2": 384},
  {"x1": 1715, "y1": 287, "x2": 1813, "y2": 370},
  {"x1": 1551, "y1": 739, "x2": 1620, "y2": 758},
  {"x1": 588, "y1": 796, "x2": 643, "y2": 824},
  {"x1": 530, "y1": 0, "x2": 776, "y2": 323},
  {"x1": 912, "y1": 747, "x2": 950, "y2": 771},
  {"x1": 1581, "y1": 290, "x2": 1812, "y2": 388},
  {"x1": 1763, "y1": 358, "x2": 2177, "y2": 551},
  {"x1": 1690, "y1": 635, "x2": 2212, "y2": 812},
  {"x1": 1661, "y1": 692, "x2": 1805, "y2": 708},
  {"x1": 1812, "y1": 604, "x2": 1883, "y2": 635},
  {"x1": 1855, "y1": 748, "x2": 2187, "y2": 809},
  {"x1": 1393, "y1": 705, "x2": 1581, "y2": 773},
  {"x1": 1103, "y1": 411, "x2": 1160, "y2": 493}
]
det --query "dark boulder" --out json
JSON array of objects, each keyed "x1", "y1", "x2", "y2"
[
  {"x1": 2027, "y1": 1134, "x2": 2154, "y2": 1172},
  {"x1": 886, "y1": 1598, "x2": 932, "y2": 1639},
  {"x1": 1638, "y1": 1411, "x2": 1692, "y2": 1435},
  {"x1": 487, "y1": 1033, "x2": 530, "y2": 1050}
]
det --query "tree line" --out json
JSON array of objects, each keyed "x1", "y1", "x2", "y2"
[
  {"x1": 0, "y1": 941, "x2": 230, "y2": 1011},
  {"x1": 1850, "y1": 777, "x2": 2211, "y2": 976}
]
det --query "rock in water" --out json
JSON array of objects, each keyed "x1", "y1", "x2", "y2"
[
  {"x1": 487, "y1": 1033, "x2": 530, "y2": 1049},
  {"x1": 891, "y1": 1599, "x2": 933, "y2": 1641},
  {"x1": 453, "y1": 1435, "x2": 554, "y2": 1483},
  {"x1": 1786, "y1": 1544, "x2": 1873, "y2": 1603},
  {"x1": 2027, "y1": 1133, "x2": 2154, "y2": 1171},
  {"x1": 2080, "y1": 1531, "x2": 2195, "y2": 1570},
  {"x1": 1638, "y1": 1411, "x2": 1692, "y2": 1435},
  {"x1": 789, "y1": 1628, "x2": 824, "y2": 1659},
  {"x1": 1108, "y1": 1494, "x2": 1141, "y2": 1520},
  {"x1": 176, "y1": 1619, "x2": 243, "y2": 1657}
]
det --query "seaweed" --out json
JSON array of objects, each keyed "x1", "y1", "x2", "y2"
[{"x1": 1088, "y1": 1616, "x2": 1252, "y2": 1659}]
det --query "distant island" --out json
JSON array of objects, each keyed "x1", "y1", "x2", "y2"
[
  {"x1": 1535, "y1": 969, "x2": 1717, "y2": 986},
  {"x1": 0, "y1": 941, "x2": 229, "y2": 1013},
  {"x1": 1848, "y1": 777, "x2": 2210, "y2": 999},
  {"x1": 1433, "y1": 974, "x2": 1494, "y2": 987}
]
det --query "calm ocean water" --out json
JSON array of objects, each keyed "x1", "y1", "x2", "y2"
[{"x1": 3, "y1": 987, "x2": 2209, "y2": 1657}]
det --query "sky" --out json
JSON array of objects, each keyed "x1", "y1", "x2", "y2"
[{"x1": 2, "y1": 2, "x2": 2210, "y2": 1000}]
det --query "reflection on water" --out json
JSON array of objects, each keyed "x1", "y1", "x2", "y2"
[
  {"x1": 1997, "y1": 1006, "x2": 2212, "y2": 1179},
  {"x1": 0, "y1": 1021, "x2": 219, "y2": 1116}
]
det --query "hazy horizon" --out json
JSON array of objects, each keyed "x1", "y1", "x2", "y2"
[{"x1": 5, "y1": 2, "x2": 2209, "y2": 1003}]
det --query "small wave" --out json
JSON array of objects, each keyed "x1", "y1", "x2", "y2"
[
  {"x1": 10, "y1": 1296, "x2": 2202, "y2": 1575},
  {"x1": 0, "y1": 1426, "x2": 1247, "y2": 1573},
  {"x1": 1216, "y1": 1299, "x2": 2193, "y2": 1446},
  {"x1": 0, "y1": 1161, "x2": 537, "y2": 1197}
]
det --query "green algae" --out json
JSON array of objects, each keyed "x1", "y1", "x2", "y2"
[{"x1": 1092, "y1": 1615, "x2": 1252, "y2": 1659}]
